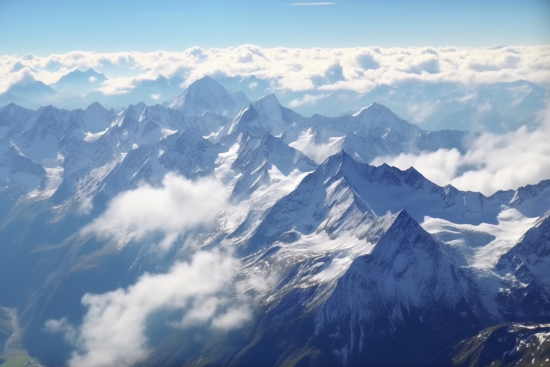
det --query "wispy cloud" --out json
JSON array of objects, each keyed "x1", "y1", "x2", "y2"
[
  {"x1": 291, "y1": 2, "x2": 335, "y2": 5},
  {"x1": 81, "y1": 173, "x2": 227, "y2": 251}
]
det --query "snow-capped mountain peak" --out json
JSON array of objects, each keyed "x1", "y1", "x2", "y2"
[
  {"x1": 50, "y1": 68, "x2": 108, "y2": 96},
  {"x1": 351, "y1": 102, "x2": 419, "y2": 135},
  {"x1": 0, "y1": 93, "x2": 549, "y2": 367},
  {"x1": 168, "y1": 76, "x2": 239, "y2": 117},
  {"x1": 351, "y1": 102, "x2": 388, "y2": 117},
  {"x1": 250, "y1": 94, "x2": 283, "y2": 121}
]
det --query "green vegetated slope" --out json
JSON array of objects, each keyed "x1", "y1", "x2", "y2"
[{"x1": 0, "y1": 308, "x2": 40, "y2": 367}]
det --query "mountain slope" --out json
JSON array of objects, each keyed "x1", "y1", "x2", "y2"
[
  {"x1": 169, "y1": 76, "x2": 240, "y2": 117},
  {"x1": 0, "y1": 96, "x2": 548, "y2": 367},
  {"x1": 50, "y1": 68, "x2": 108, "y2": 95},
  {"x1": 437, "y1": 323, "x2": 550, "y2": 367},
  {"x1": 311, "y1": 210, "x2": 483, "y2": 366}
]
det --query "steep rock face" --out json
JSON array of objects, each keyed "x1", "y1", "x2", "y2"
[
  {"x1": 339, "y1": 127, "x2": 470, "y2": 165},
  {"x1": 437, "y1": 323, "x2": 550, "y2": 367},
  {"x1": 0, "y1": 102, "x2": 221, "y2": 206},
  {"x1": 80, "y1": 102, "x2": 115, "y2": 133},
  {"x1": 330, "y1": 152, "x2": 550, "y2": 224},
  {"x1": 495, "y1": 211, "x2": 550, "y2": 321},
  {"x1": 0, "y1": 103, "x2": 36, "y2": 137},
  {"x1": 232, "y1": 132, "x2": 316, "y2": 175},
  {"x1": 282, "y1": 153, "x2": 456, "y2": 223},
  {"x1": 227, "y1": 211, "x2": 486, "y2": 367},
  {"x1": 228, "y1": 98, "x2": 470, "y2": 165},
  {"x1": 0, "y1": 142, "x2": 46, "y2": 190},
  {"x1": 229, "y1": 94, "x2": 306, "y2": 141},
  {"x1": 224, "y1": 151, "x2": 550, "y2": 366},
  {"x1": 0, "y1": 96, "x2": 549, "y2": 367},
  {"x1": 498, "y1": 211, "x2": 550, "y2": 286},
  {"x1": 240, "y1": 152, "x2": 375, "y2": 254},
  {"x1": 313, "y1": 210, "x2": 483, "y2": 366},
  {"x1": 134, "y1": 104, "x2": 188, "y2": 132},
  {"x1": 158, "y1": 128, "x2": 218, "y2": 177},
  {"x1": 168, "y1": 76, "x2": 238, "y2": 117},
  {"x1": 13, "y1": 105, "x2": 85, "y2": 164},
  {"x1": 350, "y1": 102, "x2": 420, "y2": 136},
  {"x1": 232, "y1": 100, "x2": 422, "y2": 140},
  {"x1": 231, "y1": 132, "x2": 317, "y2": 197},
  {"x1": 340, "y1": 131, "x2": 408, "y2": 163},
  {"x1": 98, "y1": 129, "x2": 218, "y2": 199},
  {"x1": 228, "y1": 89, "x2": 251, "y2": 110}
]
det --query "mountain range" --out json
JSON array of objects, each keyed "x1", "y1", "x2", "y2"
[
  {"x1": 1, "y1": 71, "x2": 547, "y2": 133},
  {"x1": 0, "y1": 84, "x2": 548, "y2": 366}
]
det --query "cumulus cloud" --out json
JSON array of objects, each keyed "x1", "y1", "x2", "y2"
[
  {"x1": 1, "y1": 45, "x2": 548, "y2": 95},
  {"x1": 289, "y1": 129, "x2": 343, "y2": 163},
  {"x1": 406, "y1": 54, "x2": 440, "y2": 74},
  {"x1": 371, "y1": 102, "x2": 550, "y2": 195},
  {"x1": 289, "y1": 93, "x2": 329, "y2": 108},
  {"x1": 312, "y1": 61, "x2": 345, "y2": 86},
  {"x1": 0, "y1": 67, "x2": 38, "y2": 91},
  {"x1": 82, "y1": 173, "x2": 227, "y2": 250},
  {"x1": 47, "y1": 172, "x2": 270, "y2": 367},
  {"x1": 48, "y1": 248, "x2": 255, "y2": 367},
  {"x1": 97, "y1": 76, "x2": 137, "y2": 95},
  {"x1": 355, "y1": 52, "x2": 380, "y2": 70}
]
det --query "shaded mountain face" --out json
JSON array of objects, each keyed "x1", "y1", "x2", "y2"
[
  {"x1": 0, "y1": 96, "x2": 548, "y2": 367},
  {"x1": 0, "y1": 73, "x2": 188, "y2": 111},
  {"x1": 0, "y1": 81, "x2": 58, "y2": 110},
  {"x1": 435, "y1": 323, "x2": 550, "y2": 367},
  {"x1": 304, "y1": 211, "x2": 483, "y2": 366},
  {"x1": 168, "y1": 76, "x2": 246, "y2": 117},
  {"x1": 494, "y1": 211, "x2": 550, "y2": 321},
  {"x1": 230, "y1": 94, "x2": 471, "y2": 165},
  {"x1": 214, "y1": 77, "x2": 548, "y2": 133},
  {"x1": 143, "y1": 152, "x2": 549, "y2": 366},
  {"x1": 1, "y1": 72, "x2": 546, "y2": 134},
  {"x1": 50, "y1": 68, "x2": 108, "y2": 95},
  {"x1": 352, "y1": 80, "x2": 549, "y2": 133}
]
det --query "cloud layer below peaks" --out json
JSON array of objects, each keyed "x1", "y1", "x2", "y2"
[{"x1": 1, "y1": 44, "x2": 549, "y2": 94}]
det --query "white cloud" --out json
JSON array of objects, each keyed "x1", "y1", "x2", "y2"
[
  {"x1": 97, "y1": 76, "x2": 137, "y2": 95},
  {"x1": 82, "y1": 173, "x2": 227, "y2": 250},
  {"x1": 47, "y1": 172, "x2": 268, "y2": 367},
  {"x1": 0, "y1": 67, "x2": 37, "y2": 91},
  {"x1": 211, "y1": 306, "x2": 252, "y2": 330},
  {"x1": 50, "y1": 249, "x2": 253, "y2": 367},
  {"x1": 150, "y1": 93, "x2": 160, "y2": 100},
  {"x1": 289, "y1": 129, "x2": 343, "y2": 164},
  {"x1": 371, "y1": 102, "x2": 550, "y2": 195},
  {"x1": 289, "y1": 93, "x2": 329, "y2": 108},
  {"x1": 45, "y1": 318, "x2": 77, "y2": 344},
  {"x1": 88, "y1": 76, "x2": 97, "y2": 83},
  {"x1": 1, "y1": 45, "x2": 548, "y2": 95}
]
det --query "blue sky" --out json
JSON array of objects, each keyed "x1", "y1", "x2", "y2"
[{"x1": 1, "y1": 0, "x2": 549, "y2": 56}]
